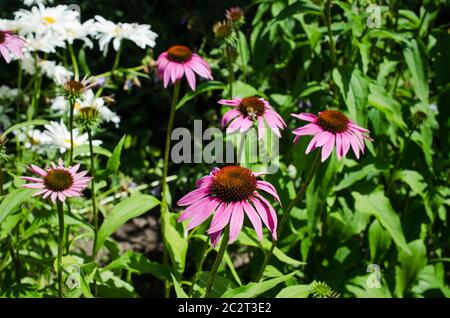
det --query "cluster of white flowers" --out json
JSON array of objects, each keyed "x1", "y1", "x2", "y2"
[
  {"x1": 0, "y1": 86, "x2": 20, "y2": 101},
  {"x1": 3, "y1": 4, "x2": 157, "y2": 54},
  {"x1": 22, "y1": 54, "x2": 73, "y2": 84},
  {"x1": 15, "y1": 120, "x2": 102, "y2": 154},
  {"x1": 50, "y1": 90, "x2": 121, "y2": 127}
]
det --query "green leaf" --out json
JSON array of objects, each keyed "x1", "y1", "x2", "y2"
[
  {"x1": 221, "y1": 272, "x2": 297, "y2": 298},
  {"x1": 0, "y1": 188, "x2": 32, "y2": 225},
  {"x1": 94, "y1": 194, "x2": 159, "y2": 253},
  {"x1": 395, "y1": 240, "x2": 427, "y2": 297},
  {"x1": 163, "y1": 213, "x2": 188, "y2": 274},
  {"x1": 271, "y1": 0, "x2": 323, "y2": 23},
  {"x1": 98, "y1": 135, "x2": 125, "y2": 179},
  {"x1": 368, "y1": 219, "x2": 392, "y2": 262},
  {"x1": 171, "y1": 274, "x2": 189, "y2": 298},
  {"x1": 353, "y1": 190, "x2": 411, "y2": 254},
  {"x1": 176, "y1": 81, "x2": 226, "y2": 110},
  {"x1": 227, "y1": 81, "x2": 262, "y2": 98},
  {"x1": 403, "y1": 39, "x2": 429, "y2": 105},
  {"x1": 396, "y1": 170, "x2": 427, "y2": 197},
  {"x1": 332, "y1": 66, "x2": 369, "y2": 125},
  {"x1": 237, "y1": 30, "x2": 249, "y2": 68},
  {"x1": 368, "y1": 83, "x2": 407, "y2": 130},
  {"x1": 103, "y1": 251, "x2": 172, "y2": 281},
  {"x1": 334, "y1": 164, "x2": 380, "y2": 192},
  {"x1": 276, "y1": 284, "x2": 312, "y2": 298},
  {"x1": 73, "y1": 144, "x2": 112, "y2": 158},
  {"x1": 238, "y1": 229, "x2": 305, "y2": 267},
  {"x1": 2, "y1": 119, "x2": 48, "y2": 138}
]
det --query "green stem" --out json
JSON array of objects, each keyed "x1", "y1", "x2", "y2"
[
  {"x1": 205, "y1": 229, "x2": 229, "y2": 298},
  {"x1": 161, "y1": 80, "x2": 181, "y2": 298},
  {"x1": 225, "y1": 45, "x2": 234, "y2": 99},
  {"x1": 325, "y1": 0, "x2": 337, "y2": 68},
  {"x1": 56, "y1": 201, "x2": 65, "y2": 298},
  {"x1": 88, "y1": 128, "x2": 99, "y2": 256},
  {"x1": 188, "y1": 243, "x2": 212, "y2": 296},
  {"x1": 255, "y1": 152, "x2": 321, "y2": 282},
  {"x1": 112, "y1": 42, "x2": 123, "y2": 74},
  {"x1": 0, "y1": 162, "x2": 4, "y2": 196},
  {"x1": 68, "y1": 98, "x2": 75, "y2": 165},
  {"x1": 67, "y1": 44, "x2": 79, "y2": 80}
]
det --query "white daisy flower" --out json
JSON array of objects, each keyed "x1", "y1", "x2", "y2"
[
  {"x1": 50, "y1": 96, "x2": 69, "y2": 115},
  {"x1": 22, "y1": 54, "x2": 73, "y2": 84},
  {"x1": 14, "y1": 128, "x2": 50, "y2": 153},
  {"x1": 14, "y1": 4, "x2": 80, "y2": 41},
  {"x1": 23, "y1": 0, "x2": 54, "y2": 6},
  {"x1": 75, "y1": 90, "x2": 121, "y2": 127},
  {"x1": 93, "y1": 15, "x2": 157, "y2": 53},
  {"x1": 42, "y1": 120, "x2": 102, "y2": 154},
  {"x1": 24, "y1": 33, "x2": 65, "y2": 53}
]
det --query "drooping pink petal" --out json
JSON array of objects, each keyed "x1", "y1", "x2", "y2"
[
  {"x1": 335, "y1": 133, "x2": 343, "y2": 160},
  {"x1": 30, "y1": 165, "x2": 47, "y2": 177},
  {"x1": 257, "y1": 117, "x2": 266, "y2": 140},
  {"x1": 256, "y1": 181, "x2": 281, "y2": 205},
  {"x1": 186, "y1": 198, "x2": 220, "y2": 230},
  {"x1": 254, "y1": 193, "x2": 278, "y2": 240},
  {"x1": 209, "y1": 230, "x2": 222, "y2": 248},
  {"x1": 177, "y1": 187, "x2": 210, "y2": 206},
  {"x1": 220, "y1": 109, "x2": 241, "y2": 128},
  {"x1": 184, "y1": 65, "x2": 197, "y2": 91},
  {"x1": 178, "y1": 196, "x2": 212, "y2": 222},
  {"x1": 228, "y1": 201, "x2": 244, "y2": 243},
  {"x1": 291, "y1": 113, "x2": 318, "y2": 122},
  {"x1": 321, "y1": 134, "x2": 335, "y2": 162},
  {"x1": 239, "y1": 117, "x2": 254, "y2": 133},
  {"x1": 218, "y1": 99, "x2": 241, "y2": 106},
  {"x1": 242, "y1": 201, "x2": 263, "y2": 241},
  {"x1": 207, "y1": 203, "x2": 233, "y2": 234}
]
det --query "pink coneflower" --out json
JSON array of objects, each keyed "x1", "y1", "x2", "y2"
[
  {"x1": 177, "y1": 166, "x2": 280, "y2": 246},
  {"x1": 0, "y1": 30, "x2": 26, "y2": 63},
  {"x1": 292, "y1": 110, "x2": 373, "y2": 162},
  {"x1": 219, "y1": 97, "x2": 286, "y2": 139},
  {"x1": 21, "y1": 159, "x2": 91, "y2": 204},
  {"x1": 156, "y1": 45, "x2": 213, "y2": 91}
]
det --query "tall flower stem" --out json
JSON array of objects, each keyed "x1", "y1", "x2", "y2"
[
  {"x1": 67, "y1": 44, "x2": 79, "y2": 80},
  {"x1": 235, "y1": 29, "x2": 247, "y2": 82},
  {"x1": 225, "y1": 45, "x2": 234, "y2": 99},
  {"x1": 189, "y1": 243, "x2": 212, "y2": 296},
  {"x1": 0, "y1": 162, "x2": 4, "y2": 196},
  {"x1": 205, "y1": 228, "x2": 229, "y2": 298},
  {"x1": 87, "y1": 128, "x2": 99, "y2": 255},
  {"x1": 255, "y1": 153, "x2": 321, "y2": 282},
  {"x1": 68, "y1": 98, "x2": 75, "y2": 165},
  {"x1": 324, "y1": 0, "x2": 336, "y2": 69},
  {"x1": 112, "y1": 42, "x2": 123, "y2": 75},
  {"x1": 56, "y1": 201, "x2": 65, "y2": 298},
  {"x1": 161, "y1": 80, "x2": 181, "y2": 298}
]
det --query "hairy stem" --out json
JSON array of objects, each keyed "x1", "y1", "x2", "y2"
[
  {"x1": 56, "y1": 201, "x2": 65, "y2": 298},
  {"x1": 161, "y1": 80, "x2": 181, "y2": 298},
  {"x1": 205, "y1": 228, "x2": 229, "y2": 298}
]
